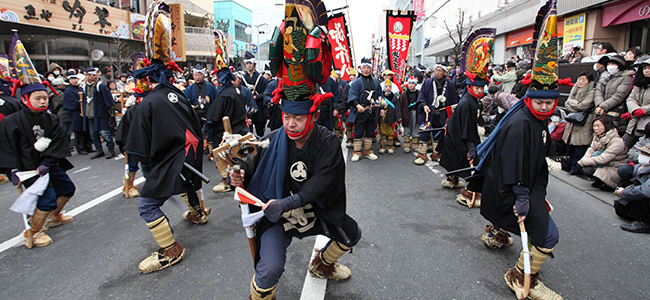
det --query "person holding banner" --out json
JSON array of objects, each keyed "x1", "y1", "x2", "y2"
[
  {"x1": 0, "y1": 33, "x2": 76, "y2": 248},
  {"x1": 348, "y1": 58, "x2": 382, "y2": 162}
]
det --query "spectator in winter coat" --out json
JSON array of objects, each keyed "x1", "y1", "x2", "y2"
[
  {"x1": 594, "y1": 55, "x2": 635, "y2": 135},
  {"x1": 618, "y1": 122, "x2": 650, "y2": 186},
  {"x1": 578, "y1": 116, "x2": 629, "y2": 191},
  {"x1": 491, "y1": 61, "x2": 517, "y2": 94},
  {"x1": 562, "y1": 72, "x2": 596, "y2": 175},
  {"x1": 614, "y1": 144, "x2": 650, "y2": 233},
  {"x1": 621, "y1": 57, "x2": 650, "y2": 148}
]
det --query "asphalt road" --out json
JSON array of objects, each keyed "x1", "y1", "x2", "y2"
[{"x1": 0, "y1": 139, "x2": 648, "y2": 299}]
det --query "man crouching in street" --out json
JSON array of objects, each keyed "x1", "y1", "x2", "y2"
[{"x1": 229, "y1": 92, "x2": 362, "y2": 299}]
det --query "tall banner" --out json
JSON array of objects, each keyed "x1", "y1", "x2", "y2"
[
  {"x1": 386, "y1": 10, "x2": 415, "y2": 88},
  {"x1": 372, "y1": 46, "x2": 381, "y2": 74},
  {"x1": 414, "y1": 0, "x2": 424, "y2": 20},
  {"x1": 328, "y1": 13, "x2": 353, "y2": 81}
]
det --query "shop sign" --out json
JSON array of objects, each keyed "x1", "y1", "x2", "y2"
[
  {"x1": 169, "y1": 3, "x2": 185, "y2": 62},
  {"x1": 562, "y1": 12, "x2": 586, "y2": 56},
  {"x1": 0, "y1": 0, "x2": 133, "y2": 39}
]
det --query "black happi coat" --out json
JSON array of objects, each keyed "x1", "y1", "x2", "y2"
[
  {"x1": 63, "y1": 84, "x2": 87, "y2": 132},
  {"x1": 263, "y1": 79, "x2": 283, "y2": 131},
  {"x1": 206, "y1": 84, "x2": 249, "y2": 142},
  {"x1": 115, "y1": 102, "x2": 138, "y2": 152},
  {"x1": 0, "y1": 94, "x2": 22, "y2": 122},
  {"x1": 0, "y1": 107, "x2": 72, "y2": 174},
  {"x1": 244, "y1": 126, "x2": 349, "y2": 229},
  {"x1": 125, "y1": 85, "x2": 203, "y2": 198},
  {"x1": 480, "y1": 106, "x2": 554, "y2": 247},
  {"x1": 439, "y1": 92, "x2": 481, "y2": 175},
  {"x1": 243, "y1": 71, "x2": 268, "y2": 123}
]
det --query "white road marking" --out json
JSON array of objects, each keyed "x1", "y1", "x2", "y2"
[
  {"x1": 72, "y1": 166, "x2": 91, "y2": 174},
  {"x1": 299, "y1": 235, "x2": 330, "y2": 300},
  {"x1": 0, "y1": 177, "x2": 145, "y2": 254},
  {"x1": 413, "y1": 152, "x2": 444, "y2": 177},
  {"x1": 300, "y1": 134, "x2": 349, "y2": 299}
]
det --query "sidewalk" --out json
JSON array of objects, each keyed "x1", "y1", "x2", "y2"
[{"x1": 551, "y1": 170, "x2": 617, "y2": 206}]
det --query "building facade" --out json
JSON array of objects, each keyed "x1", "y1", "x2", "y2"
[
  {"x1": 409, "y1": 0, "x2": 649, "y2": 67},
  {"x1": 213, "y1": 0, "x2": 252, "y2": 66},
  {"x1": 0, "y1": 0, "x2": 150, "y2": 76}
]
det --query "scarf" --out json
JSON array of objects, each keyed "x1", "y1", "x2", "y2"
[
  {"x1": 523, "y1": 97, "x2": 557, "y2": 120},
  {"x1": 247, "y1": 127, "x2": 289, "y2": 203}
]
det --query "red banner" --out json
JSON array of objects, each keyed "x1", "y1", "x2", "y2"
[
  {"x1": 327, "y1": 13, "x2": 353, "y2": 81},
  {"x1": 386, "y1": 11, "x2": 415, "y2": 88}
]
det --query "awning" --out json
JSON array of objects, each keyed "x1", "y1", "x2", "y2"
[
  {"x1": 505, "y1": 21, "x2": 564, "y2": 48},
  {"x1": 603, "y1": 0, "x2": 650, "y2": 27}
]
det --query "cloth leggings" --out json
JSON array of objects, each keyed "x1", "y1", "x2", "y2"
[
  {"x1": 24, "y1": 166, "x2": 76, "y2": 211},
  {"x1": 254, "y1": 215, "x2": 362, "y2": 289}
]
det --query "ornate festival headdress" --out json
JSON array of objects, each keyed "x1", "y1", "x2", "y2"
[
  {"x1": 134, "y1": 0, "x2": 181, "y2": 89},
  {"x1": 524, "y1": 0, "x2": 571, "y2": 98},
  {"x1": 268, "y1": 0, "x2": 332, "y2": 119},
  {"x1": 460, "y1": 28, "x2": 496, "y2": 86},
  {"x1": 132, "y1": 52, "x2": 151, "y2": 96},
  {"x1": 213, "y1": 29, "x2": 229, "y2": 71},
  {"x1": 8, "y1": 33, "x2": 57, "y2": 102}
]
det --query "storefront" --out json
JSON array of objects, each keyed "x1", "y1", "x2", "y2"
[
  {"x1": 602, "y1": 0, "x2": 650, "y2": 52},
  {"x1": 504, "y1": 20, "x2": 565, "y2": 61},
  {"x1": 0, "y1": 0, "x2": 185, "y2": 76}
]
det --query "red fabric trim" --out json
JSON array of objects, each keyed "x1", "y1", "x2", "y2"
[
  {"x1": 467, "y1": 86, "x2": 484, "y2": 99},
  {"x1": 272, "y1": 82, "x2": 283, "y2": 104},
  {"x1": 23, "y1": 95, "x2": 47, "y2": 112},
  {"x1": 523, "y1": 97, "x2": 557, "y2": 120},
  {"x1": 283, "y1": 112, "x2": 315, "y2": 139}
]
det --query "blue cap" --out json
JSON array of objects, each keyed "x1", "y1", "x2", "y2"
[{"x1": 21, "y1": 83, "x2": 48, "y2": 97}]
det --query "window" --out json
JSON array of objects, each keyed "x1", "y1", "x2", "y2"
[{"x1": 235, "y1": 20, "x2": 251, "y2": 43}]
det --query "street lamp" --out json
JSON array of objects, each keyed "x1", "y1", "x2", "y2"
[{"x1": 245, "y1": 23, "x2": 268, "y2": 70}]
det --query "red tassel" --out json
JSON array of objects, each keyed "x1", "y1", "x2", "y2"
[
  {"x1": 558, "y1": 77, "x2": 574, "y2": 87},
  {"x1": 211, "y1": 68, "x2": 219, "y2": 76},
  {"x1": 310, "y1": 92, "x2": 333, "y2": 113},
  {"x1": 521, "y1": 73, "x2": 532, "y2": 86},
  {"x1": 167, "y1": 61, "x2": 181, "y2": 73},
  {"x1": 271, "y1": 82, "x2": 283, "y2": 104},
  {"x1": 42, "y1": 80, "x2": 58, "y2": 96},
  {"x1": 143, "y1": 58, "x2": 151, "y2": 67}
]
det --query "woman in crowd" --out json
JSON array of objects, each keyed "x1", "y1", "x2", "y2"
[
  {"x1": 622, "y1": 57, "x2": 650, "y2": 149},
  {"x1": 578, "y1": 116, "x2": 629, "y2": 191},
  {"x1": 562, "y1": 71, "x2": 596, "y2": 174}
]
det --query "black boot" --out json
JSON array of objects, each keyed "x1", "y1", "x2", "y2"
[
  {"x1": 105, "y1": 148, "x2": 115, "y2": 159},
  {"x1": 91, "y1": 150, "x2": 105, "y2": 159}
]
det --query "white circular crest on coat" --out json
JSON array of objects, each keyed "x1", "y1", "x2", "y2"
[
  {"x1": 290, "y1": 161, "x2": 308, "y2": 182},
  {"x1": 542, "y1": 130, "x2": 547, "y2": 144},
  {"x1": 168, "y1": 93, "x2": 178, "y2": 103}
]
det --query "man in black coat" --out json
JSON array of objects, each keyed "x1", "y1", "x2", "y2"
[
  {"x1": 83, "y1": 67, "x2": 116, "y2": 159},
  {"x1": 243, "y1": 51, "x2": 269, "y2": 137}
]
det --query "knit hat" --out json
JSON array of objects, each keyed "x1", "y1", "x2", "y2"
[
  {"x1": 360, "y1": 57, "x2": 372, "y2": 68},
  {"x1": 243, "y1": 51, "x2": 255, "y2": 64},
  {"x1": 460, "y1": 28, "x2": 496, "y2": 86}
]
